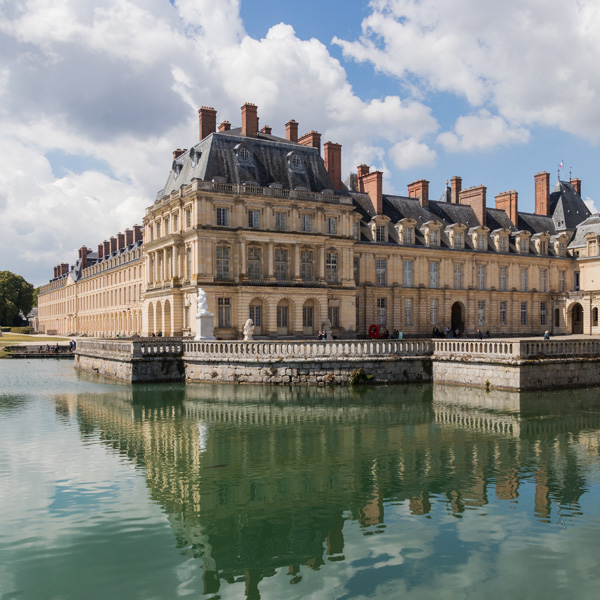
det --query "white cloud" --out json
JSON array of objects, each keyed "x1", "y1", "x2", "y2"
[
  {"x1": 437, "y1": 110, "x2": 530, "y2": 152},
  {"x1": 334, "y1": 0, "x2": 600, "y2": 140},
  {"x1": 585, "y1": 197, "x2": 598, "y2": 214},
  {"x1": 389, "y1": 138, "x2": 437, "y2": 169}
]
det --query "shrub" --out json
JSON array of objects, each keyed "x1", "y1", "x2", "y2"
[
  {"x1": 1, "y1": 326, "x2": 10, "y2": 332},
  {"x1": 10, "y1": 327, "x2": 34, "y2": 334}
]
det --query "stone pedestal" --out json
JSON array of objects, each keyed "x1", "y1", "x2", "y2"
[{"x1": 195, "y1": 313, "x2": 215, "y2": 340}]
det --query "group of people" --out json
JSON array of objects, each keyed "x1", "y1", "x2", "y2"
[
  {"x1": 432, "y1": 326, "x2": 492, "y2": 339},
  {"x1": 45, "y1": 340, "x2": 76, "y2": 353}
]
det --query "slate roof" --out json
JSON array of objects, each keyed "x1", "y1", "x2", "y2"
[
  {"x1": 567, "y1": 214, "x2": 600, "y2": 248},
  {"x1": 157, "y1": 129, "x2": 341, "y2": 201},
  {"x1": 550, "y1": 180, "x2": 591, "y2": 231}
]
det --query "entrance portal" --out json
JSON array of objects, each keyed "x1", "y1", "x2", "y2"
[
  {"x1": 571, "y1": 303, "x2": 584, "y2": 334},
  {"x1": 451, "y1": 302, "x2": 465, "y2": 335}
]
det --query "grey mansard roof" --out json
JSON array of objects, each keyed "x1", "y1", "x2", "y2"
[
  {"x1": 550, "y1": 180, "x2": 591, "y2": 231},
  {"x1": 567, "y1": 214, "x2": 600, "y2": 249},
  {"x1": 156, "y1": 129, "x2": 342, "y2": 201}
]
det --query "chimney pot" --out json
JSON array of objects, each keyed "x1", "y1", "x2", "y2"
[
  {"x1": 218, "y1": 120, "x2": 231, "y2": 132},
  {"x1": 198, "y1": 106, "x2": 217, "y2": 141}
]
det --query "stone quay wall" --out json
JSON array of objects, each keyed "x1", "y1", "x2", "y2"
[
  {"x1": 75, "y1": 338, "x2": 184, "y2": 382},
  {"x1": 184, "y1": 339, "x2": 433, "y2": 385}
]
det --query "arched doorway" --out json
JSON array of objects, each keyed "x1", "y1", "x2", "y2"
[
  {"x1": 249, "y1": 299, "x2": 263, "y2": 336},
  {"x1": 163, "y1": 300, "x2": 172, "y2": 337},
  {"x1": 155, "y1": 301, "x2": 163, "y2": 336},
  {"x1": 147, "y1": 303, "x2": 154, "y2": 336},
  {"x1": 302, "y1": 299, "x2": 315, "y2": 336},
  {"x1": 451, "y1": 301, "x2": 465, "y2": 335},
  {"x1": 571, "y1": 303, "x2": 583, "y2": 334}
]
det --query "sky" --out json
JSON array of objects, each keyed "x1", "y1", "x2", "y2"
[{"x1": 1, "y1": 0, "x2": 600, "y2": 286}]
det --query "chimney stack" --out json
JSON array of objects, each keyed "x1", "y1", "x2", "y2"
[
  {"x1": 172, "y1": 149, "x2": 187, "y2": 159},
  {"x1": 198, "y1": 106, "x2": 217, "y2": 141},
  {"x1": 60, "y1": 263, "x2": 69, "y2": 276},
  {"x1": 53, "y1": 266, "x2": 58, "y2": 279},
  {"x1": 241, "y1": 102, "x2": 258, "y2": 137},
  {"x1": 286, "y1": 119, "x2": 298, "y2": 142},
  {"x1": 535, "y1": 171, "x2": 550, "y2": 216},
  {"x1": 133, "y1": 225, "x2": 143, "y2": 242},
  {"x1": 218, "y1": 120, "x2": 231, "y2": 132},
  {"x1": 408, "y1": 179, "x2": 430, "y2": 208},
  {"x1": 324, "y1": 142, "x2": 343, "y2": 190},
  {"x1": 571, "y1": 177, "x2": 582, "y2": 196},
  {"x1": 298, "y1": 131, "x2": 321, "y2": 155},
  {"x1": 79, "y1": 246, "x2": 89, "y2": 269},
  {"x1": 97, "y1": 244, "x2": 104, "y2": 259},
  {"x1": 125, "y1": 228, "x2": 134, "y2": 246},
  {"x1": 260, "y1": 125, "x2": 272, "y2": 135},
  {"x1": 357, "y1": 164, "x2": 370, "y2": 179},
  {"x1": 495, "y1": 190, "x2": 519, "y2": 227},
  {"x1": 110, "y1": 236, "x2": 118, "y2": 254},
  {"x1": 117, "y1": 232, "x2": 125, "y2": 250},
  {"x1": 451, "y1": 176, "x2": 462, "y2": 204},
  {"x1": 103, "y1": 240, "x2": 110, "y2": 256},
  {"x1": 459, "y1": 185, "x2": 487, "y2": 227},
  {"x1": 359, "y1": 167, "x2": 383, "y2": 215}
]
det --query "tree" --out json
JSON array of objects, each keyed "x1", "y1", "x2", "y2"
[{"x1": 0, "y1": 271, "x2": 34, "y2": 326}]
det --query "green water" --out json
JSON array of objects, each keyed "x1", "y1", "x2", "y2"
[{"x1": 1, "y1": 361, "x2": 600, "y2": 599}]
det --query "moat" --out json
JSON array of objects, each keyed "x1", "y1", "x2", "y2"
[{"x1": 1, "y1": 360, "x2": 600, "y2": 599}]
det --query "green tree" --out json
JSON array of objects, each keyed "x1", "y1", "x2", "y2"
[{"x1": 0, "y1": 271, "x2": 34, "y2": 326}]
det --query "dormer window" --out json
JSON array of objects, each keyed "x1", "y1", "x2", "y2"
[
  {"x1": 235, "y1": 144, "x2": 253, "y2": 165},
  {"x1": 429, "y1": 229, "x2": 439, "y2": 247},
  {"x1": 376, "y1": 225, "x2": 387, "y2": 242},
  {"x1": 558, "y1": 242, "x2": 566, "y2": 256},
  {"x1": 477, "y1": 233, "x2": 486, "y2": 250},
  {"x1": 403, "y1": 228, "x2": 414, "y2": 245},
  {"x1": 519, "y1": 238, "x2": 528, "y2": 253},
  {"x1": 353, "y1": 222, "x2": 360, "y2": 240},
  {"x1": 288, "y1": 151, "x2": 304, "y2": 171},
  {"x1": 239, "y1": 147, "x2": 250, "y2": 161},
  {"x1": 499, "y1": 236, "x2": 508, "y2": 252},
  {"x1": 454, "y1": 232, "x2": 463, "y2": 249}
]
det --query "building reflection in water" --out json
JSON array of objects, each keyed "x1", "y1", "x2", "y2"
[{"x1": 53, "y1": 382, "x2": 600, "y2": 598}]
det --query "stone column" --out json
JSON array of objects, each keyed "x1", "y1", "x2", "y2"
[
  {"x1": 240, "y1": 241, "x2": 247, "y2": 279},
  {"x1": 267, "y1": 242, "x2": 275, "y2": 280},
  {"x1": 294, "y1": 245, "x2": 301, "y2": 281}
]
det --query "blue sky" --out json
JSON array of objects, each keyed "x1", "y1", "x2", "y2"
[{"x1": 1, "y1": 0, "x2": 599, "y2": 286}]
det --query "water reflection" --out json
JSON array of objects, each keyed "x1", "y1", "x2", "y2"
[{"x1": 51, "y1": 382, "x2": 600, "y2": 598}]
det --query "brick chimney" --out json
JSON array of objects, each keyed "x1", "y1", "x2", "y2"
[
  {"x1": 324, "y1": 142, "x2": 342, "y2": 190},
  {"x1": 286, "y1": 119, "x2": 298, "y2": 142},
  {"x1": 110, "y1": 236, "x2": 117, "y2": 254},
  {"x1": 408, "y1": 179, "x2": 430, "y2": 208},
  {"x1": 459, "y1": 185, "x2": 487, "y2": 227},
  {"x1": 103, "y1": 240, "x2": 110, "y2": 256},
  {"x1": 172, "y1": 149, "x2": 187, "y2": 159},
  {"x1": 451, "y1": 176, "x2": 462, "y2": 204},
  {"x1": 241, "y1": 102, "x2": 258, "y2": 137},
  {"x1": 60, "y1": 263, "x2": 69, "y2": 276},
  {"x1": 495, "y1": 190, "x2": 519, "y2": 227},
  {"x1": 260, "y1": 125, "x2": 272, "y2": 135},
  {"x1": 198, "y1": 106, "x2": 217, "y2": 141},
  {"x1": 97, "y1": 244, "x2": 104, "y2": 259},
  {"x1": 79, "y1": 246, "x2": 89, "y2": 269},
  {"x1": 298, "y1": 131, "x2": 321, "y2": 154},
  {"x1": 360, "y1": 170, "x2": 383, "y2": 215},
  {"x1": 357, "y1": 164, "x2": 370, "y2": 180},
  {"x1": 125, "y1": 228, "x2": 133, "y2": 246},
  {"x1": 570, "y1": 177, "x2": 582, "y2": 196},
  {"x1": 218, "y1": 120, "x2": 231, "y2": 132},
  {"x1": 53, "y1": 266, "x2": 58, "y2": 279},
  {"x1": 133, "y1": 225, "x2": 143, "y2": 242},
  {"x1": 535, "y1": 171, "x2": 550, "y2": 216},
  {"x1": 117, "y1": 232, "x2": 125, "y2": 250}
]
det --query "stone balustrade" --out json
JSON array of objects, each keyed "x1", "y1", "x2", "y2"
[{"x1": 184, "y1": 339, "x2": 432, "y2": 361}]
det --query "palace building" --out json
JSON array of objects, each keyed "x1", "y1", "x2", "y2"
[{"x1": 38, "y1": 103, "x2": 600, "y2": 339}]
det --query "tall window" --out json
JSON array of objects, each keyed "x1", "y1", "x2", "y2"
[
  {"x1": 454, "y1": 263, "x2": 463, "y2": 289},
  {"x1": 303, "y1": 305, "x2": 313, "y2": 328},
  {"x1": 274, "y1": 249, "x2": 288, "y2": 281},
  {"x1": 164, "y1": 217, "x2": 169, "y2": 233},
  {"x1": 185, "y1": 209, "x2": 191, "y2": 228},
  {"x1": 300, "y1": 214, "x2": 312, "y2": 232},
  {"x1": 217, "y1": 298, "x2": 231, "y2": 328},
  {"x1": 353, "y1": 257, "x2": 359, "y2": 285},
  {"x1": 558, "y1": 242, "x2": 566, "y2": 257},
  {"x1": 429, "y1": 229, "x2": 439, "y2": 247},
  {"x1": 478, "y1": 300, "x2": 485, "y2": 326},
  {"x1": 521, "y1": 301, "x2": 528, "y2": 326},
  {"x1": 500, "y1": 300, "x2": 507, "y2": 326},
  {"x1": 559, "y1": 270, "x2": 566, "y2": 292},
  {"x1": 499, "y1": 236, "x2": 508, "y2": 253},
  {"x1": 249, "y1": 305, "x2": 262, "y2": 328},
  {"x1": 376, "y1": 258, "x2": 387, "y2": 286},
  {"x1": 430, "y1": 298, "x2": 439, "y2": 326},
  {"x1": 454, "y1": 232, "x2": 463, "y2": 249},
  {"x1": 519, "y1": 238, "x2": 528, "y2": 253},
  {"x1": 156, "y1": 221, "x2": 161, "y2": 238},
  {"x1": 429, "y1": 261, "x2": 439, "y2": 289},
  {"x1": 328, "y1": 306, "x2": 339, "y2": 327},
  {"x1": 539, "y1": 240, "x2": 547, "y2": 255},
  {"x1": 186, "y1": 247, "x2": 192, "y2": 279},
  {"x1": 216, "y1": 246, "x2": 230, "y2": 279},
  {"x1": 248, "y1": 209, "x2": 260, "y2": 228},
  {"x1": 217, "y1": 207, "x2": 229, "y2": 226},
  {"x1": 275, "y1": 212, "x2": 287, "y2": 231},
  {"x1": 520, "y1": 267, "x2": 528, "y2": 292},
  {"x1": 376, "y1": 225, "x2": 386, "y2": 242},
  {"x1": 499, "y1": 266, "x2": 508, "y2": 291},
  {"x1": 353, "y1": 222, "x2": 359, "y2": 240},
  {"x1": 575, "y1": 272, "x2": 580, "y2": 291},
  {"x1": 477, "y1": 265, "x2": 486, "y2": 290},
  {"x1": 277, "y1": 305, "x2": 288, "y2": 328},
  {"x1": 327, "y1": 217, "x2": 338, "y2": 235},
  {"x1": 478, "y1": 234, "x2": 486, "y2": 250},
  {"x1": 173, "y1": 213, "x2": 178, "y2": 232},
  {"x1": 326, "y1": 252, "x2": 338, "y2": 284},
  {"x1": 540, "y1": 302, "x2": 547, "y2": 326},
  {"x1": 248, "y1": 247, "x2": 261, "y2": 279},
  {"x1": 539, "y1": 269, "x2": 547, "y2": 293},
  {"x1": 403, "y1": 260, "x2": 414, "y2": 287},
  {"x1": 405, "y1": 298, "x2": 414, "y2": 325},
  {"x1": 300, "y1": 250, "x2": 313, "y2": 282},
  {"x1": 377, "y1": 298, "x2": 387, "y2": 325},
  {"x1": 403, "y1": 227, "x2": 414, "y2": 245}
]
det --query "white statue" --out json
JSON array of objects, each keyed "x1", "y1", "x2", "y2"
[
  {"x1": 322, "y1": 318, "x2": 332, "y2": 341},
  {"x1": 196, "y1": 288, "x2": 209, "y2": 316},
  {"x1": 243, "y1": 319, "x2": 255, "y2": 341}
]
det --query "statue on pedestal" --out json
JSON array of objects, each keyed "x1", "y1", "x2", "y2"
[
  {"x1": 196, "y1": 288, "x2": 209, "y2": 315},
  {"x1": 322, "y1": 318, "x2": 333, "y2": 341},
  {"x1": 243, "y1": 319, "x2": 255, "y2": 341},
  {"x1": 194, "y1": 287, "x2": 215, "y2": 340}
]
